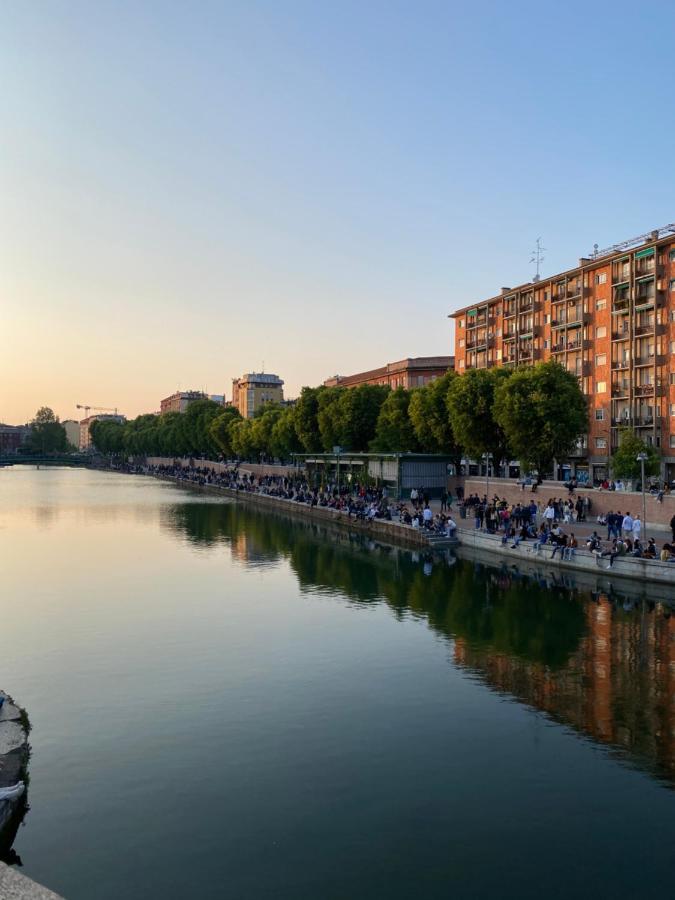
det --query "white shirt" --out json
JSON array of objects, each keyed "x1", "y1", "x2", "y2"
[
  {"x1": 423, "y1": 507, "x2": 433, "y2": 522},
  {"x1": 622, "y1": 515, "x2": 634, "y2": 531},
  {"x1": 544, "y1": 506, "x2": 555, "y2": 520},
  {"x1": 632, "y1": 519, "x2": 641, "y2": 537}
]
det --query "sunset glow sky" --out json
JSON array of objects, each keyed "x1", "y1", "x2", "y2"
[{"x1": 2, "y1": 0, "x2": 675, "y2": 424}]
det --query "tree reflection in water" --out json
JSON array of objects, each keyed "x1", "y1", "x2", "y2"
[{"x1": 166, "y1": 500, "x2": 675, "y2": 786}]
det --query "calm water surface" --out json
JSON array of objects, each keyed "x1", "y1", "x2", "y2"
[{"x1": 2, "y1": 468, "x2": 675, "y2": 899}]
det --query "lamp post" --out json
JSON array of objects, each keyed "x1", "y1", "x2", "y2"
[
  {"x1": 484, "y1": 451, "x2": 490, "y2": 501},
  {"x1": 637, "y1": 451, "x2": 648, "y2": 543}
]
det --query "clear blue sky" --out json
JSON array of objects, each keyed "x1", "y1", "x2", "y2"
[{"x1": 2, "y1": 0, "x2": 674, "y2": 421}]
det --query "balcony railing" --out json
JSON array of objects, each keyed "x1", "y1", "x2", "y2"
[{"x1": 611, "y1": 360, "x2": 630, "y2": 369}]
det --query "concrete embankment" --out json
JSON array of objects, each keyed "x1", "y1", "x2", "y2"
[
  {"x1": 454, "y1": 523, "x2": 675, "y2": 590},
  {"x1": 157, "y1": 475, "x2": 436, "y2": 550},
  {"x1": 0, "y1": 694, "x2": 63, "y2": 898}
]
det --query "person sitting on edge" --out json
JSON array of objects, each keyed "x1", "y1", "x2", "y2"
[
  {"x1": 586, "y1": 531, "x2": 602, "y2": 552},
  {"x1": 564, "y1": 534, "x2": 578, "y2": 560},
  {"x1": 446, "y1": 516, "x2": 457, "y2": 538},
  {"x1": 643, "y1": 537, "x2": 657, "y2": 559},
  {"x1": 422, "y1": 504, "x2": 433, "y2": 529}
]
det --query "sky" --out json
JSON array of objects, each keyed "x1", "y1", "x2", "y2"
[{"x1": 2, "y1": 0, "x2": 675, "y2": 424}]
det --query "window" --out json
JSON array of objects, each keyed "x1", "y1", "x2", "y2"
[
  {"x1": 459, "y1": 359, "x2": 465, "y2": 369},
  {"x1": 596, "y1": 326, "x2": 606, "y2": 339},
  {"x1": 458, "y1": 319, "x2": 464, "y2": 329},
  {"x1": 670, "y1": 373, "x2": 675, "y2": 385},
  {"x1": 595, "y1": 273, "x2": 607, "y2": 285},
  {"x1": 670, "y1": 404, "x2": 675, "y2": 417},
  {"x1": 595, "y1": 353, "x2": 606, "y2": 366},
  {"x1": 459, "y1": 339, "x2": 465, "y2": 348},
  {"x1": 670, "y1": 249, "x2": 675, "y2": 261},
  {"x1": 544, "y1": 314, "x2": 550, "y2": 324},
  {"x1": 595, "y1": 408, "x2": 605, "y2": 420},
  {"x1": 670, "y1": 341, "x2": 675, "y2": 354},
  {"x1": 596, "y1": 381, "x2": 607, "y2": 393},
  {"x1": 544, "y1": 340, "x2": 549, "y2": 349},
  {"x1": 596, "y1": 299, "x2": 606, "y2": 311},
  {"x1": 670, "y1": 435, "x2": 675, "y2": 449},
  {"x1": 670, "y1": 279, "x2": 675, "y2": 292},
  {"x1": 595, "y1": 437, "x2": 607, "y2": 449}
]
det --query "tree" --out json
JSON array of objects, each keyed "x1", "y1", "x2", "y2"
[
  {"x1": 611, "y1": 429, "x2": 660, "y2": 482},
  {"x1": 269, "y1": 407, "x2": 302, "y2": 461},
  {"x1": 209, "y1": 407, "x2": 242, "y2": 458},
  {"x1": 317, "y1": 387, "x2": 345, "y2": 450},
  {"x1": 408, "y1": 372, "x2": 462, "y2": 467},
  {"x1": 294, "y1": 387, "x2": 323, "y2": 452},
  {"x1": 27, "y1": 407, "x2": 68, "y2": 454},
  {"x1": 228, "y1": 418, "x2": 255, "y2": 459},
  {"x1": 446, "y1": 368, "x2": 511, "y2": 471},
  {"x1": 370, "y1": 387, "x2": 419, "y2": 451},
  {"x1": 493, "y1": 361, "x2": 588, "y2": 475}
]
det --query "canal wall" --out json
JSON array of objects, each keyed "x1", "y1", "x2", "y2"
[
  {"x1": 153, "y1": 475, "x2": 435, "y2": 550},
  {"x1": 145, "y1": 458, "x2": 297, "y2": 478},
  {"x1": 453, "y1": 523, "x2": 675, "y2": 588},
  {"x1": 0, "y1": 864, "x2": 64, "y2": 899},
  {"x1": 449, "y1": 476, "x2": 675, "y2": 531}
]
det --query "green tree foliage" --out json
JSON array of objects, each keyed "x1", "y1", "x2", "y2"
[
  {"x1": 317, "y1": 384, "x2": 390, "y2": 451},
  {"x1": 27, "y1": 407, "x2": 68, "y2": 454},
  {"x1": 228, "y1": 418, "x2": 255, "y2": 458},
  {"x1": 316, "y1": 387, "x2": 345, "y2": 450},
  {"x1": 446, "y1": 368, "x2": 511, "y2": 470},
  {"x1": 370, "y1": 387, "x2": 419, "y2": 451},
  {"x1": 610, "y1": 429, "x2": 660, "y2": 481},
  {"x1": 408, "y1": 372, "x2": 462, "y2": 467},
  {"x1": 293, "y1": 387, "x2": 323, "y2": 452},
  {"x1": 270, "y1": 407, "x2": 303, "y2": 461},
  {"x1": 209, "y1": 407, "x2": 242, "y2": 458},
  {"x1": 493, "y1": 361, "x2": 588, "y2": 475}
]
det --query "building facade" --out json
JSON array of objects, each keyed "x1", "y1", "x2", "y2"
[
  {"x1": 62, "y1": 419, "x2": 80, "y2": 449},
  {"x1": 79, "y1": 414, "x2": 126, "y2": 450},
  {"x1": 160, "y1": 391, "x2": 208, "y2": 415},
  {"x1": 0, "y1": 423, "x2": 30, "y2": 454},
  {"x1": 231, "y1": 373, "x2": 284, "y2": 419},
  {"x1": 450, "y1": 225, "x2": 675, "y2": 482},
  {"x1": 324, "y1": 356, "x2": 454, "y2": 390}
]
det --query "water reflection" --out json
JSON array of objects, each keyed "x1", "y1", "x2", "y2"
[{"x1": 165, "y1": 500, "x2": 675, "y2": 786}]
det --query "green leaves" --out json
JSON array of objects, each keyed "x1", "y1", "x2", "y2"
[
  {"x1": 611, "y1": 429, "x2": 659, "y2": 481},
  {"x1": 492, "y1": 361, "x2": 588, "y2": 474}
]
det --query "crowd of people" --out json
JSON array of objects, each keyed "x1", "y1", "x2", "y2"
[
  {"x1": 122, "y1": 462, "x2": 459, "y2": 538},
  {"x1": 459, "y1": 492, "x2": 675, "y2": 566},
  {"x1": 115, "y1": 462, "x2": 675, "y2": 566}
]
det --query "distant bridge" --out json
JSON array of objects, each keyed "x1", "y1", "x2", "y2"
[{"x1": 0, "y1": 454, "x2": 93, "y2": 468}]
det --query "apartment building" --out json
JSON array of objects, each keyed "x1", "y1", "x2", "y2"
[
  {"x1": 160, "y1": 391, "x2": 207, "y2": 414},
  {"x1": 324, "y1": 356, "x2": 454, "y2": 390},
  {"x1": 231, "y1": 373, "x2": 284, "y2": 419},
  {"x1": 79, "y1": 413, "x2": 126, "y2": 450},
  {"x1": 450, "y1": 224, "x2": 675, "y2": 483}
]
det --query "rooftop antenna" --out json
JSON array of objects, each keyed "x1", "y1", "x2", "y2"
[
  {"x1": 262, "y1": 360, "x2": 265, "y2": 374},
  {"x1": 593, "y1": 243, "x2": 599, "y2": 258},
  {"x1": 530, "y1": 237, "x2": 546, "y2": 282}
]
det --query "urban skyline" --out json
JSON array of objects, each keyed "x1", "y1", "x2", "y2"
[{"x1": 3, "y1": 1, "x2": 675, "y2": 423}]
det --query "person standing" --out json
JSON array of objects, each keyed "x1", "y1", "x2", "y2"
[
  {"x1": 621, "y1": 512, "x2": 634, "y2": 540},
  {"x1": 440, "y1": 489, "x2": 448, "y2": 513},
  {"x1": 632, "y1": 515, "x2": 642, "y2": 543},
  {"x1": 670, "y1": 512, "x2": 675, "y2": 543}
]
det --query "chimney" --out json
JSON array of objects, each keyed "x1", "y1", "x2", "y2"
[{"x1": 501, "y1": 287, "x2": 511, "y2": 295}]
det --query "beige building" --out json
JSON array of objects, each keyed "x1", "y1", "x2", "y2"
[
  {"x1": 231, "y1": 373, "x2": 284, "y2": 419},
  {"x1": 79, "y1": 414, "x2": 126, "y2": 450},
  {"x1": 160, "y1": 390, "x2": 207, "y2": 414},
  {"x1": 62, "y1": 419, "x2": 80, "y2": 449}
]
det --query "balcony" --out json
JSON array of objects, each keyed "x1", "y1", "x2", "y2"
[
  {"x1": 634, "y1": 384, "x2": 655, "y2": 397},
  {"x1": 612, "y1": 296, "x2": 630, "y2": 311},
  {"x1": 551, "y1": 343, "x2": 566, "y2": 353},
  {"x1": 503, "y1": 306, "x2": 516, "y2": 319},
  {"x1": 611, "y1": 359, "x2": 630, "y2": 370},
  {"x1": 566, "y1": 339, "x2": 582, "y2": 351},
  {"x1": 634, "y1": 323, "x2": 655, "y2": 336},
  {"x1": 611, "y1": 329, "x2": 630, "y2": 341},
  {"x1": 634, "y1": 417, "x2": 656, "y2": 427},
  {"x1": 633, "y1": 355, "x2": 655, "y2": 367},
  {"x1": 611, "y1": 382, "x2": 630, "y2": 396}
]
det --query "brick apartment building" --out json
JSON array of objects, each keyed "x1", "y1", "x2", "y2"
[
  {"x1": 450, "y1": 224, "x2": 675, "y2": 483},
  {"x1": 324, "y1": 356, "x2": 454, "y2": 390}
]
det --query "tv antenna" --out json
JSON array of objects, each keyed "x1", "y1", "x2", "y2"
[{"x1": 530, "y1": 237, "x2": 546, "y2": 282}]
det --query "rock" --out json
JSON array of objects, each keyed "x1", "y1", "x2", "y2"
[
  {"x1": 0, "y1": 723, "x2": 26, "y2": 757},
  {"x1": 0, "y1": 703, "x2": 22, "y2": 724}
]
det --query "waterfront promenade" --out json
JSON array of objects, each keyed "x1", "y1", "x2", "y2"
[{"x1": 117, "y1": 460, "x2": 675, "y2": 588}]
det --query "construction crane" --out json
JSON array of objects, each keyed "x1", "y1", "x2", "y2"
[{"x1": 76, "y1": 404, "x2": 119, "y2": 418}]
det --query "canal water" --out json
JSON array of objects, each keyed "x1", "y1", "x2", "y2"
[{"x1": 2, "y1": 468, "x2": 675, "y2": 899}]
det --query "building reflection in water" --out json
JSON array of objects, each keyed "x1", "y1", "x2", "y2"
[{"x1": 165, "y1": 500, "x2": 675, "y2": 786}]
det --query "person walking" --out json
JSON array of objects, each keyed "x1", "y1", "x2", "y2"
[{"x1": 621, "y1": 512, "x2": 634, "y2": 540}]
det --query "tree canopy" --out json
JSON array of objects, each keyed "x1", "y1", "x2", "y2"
[
  {"x1": 370, "y1": 387, "x2": 419, "y2": 452},
  {"x1": 446, "y1": 368, "x2": 512, "y2": 470},
  {"x1": 611, "y1": 429, "x2": 660, "y2": 482},
  {"x1": 492, "y1": 361, "x2": 588, "y2": 475},
  {"x1": 27, "y1": 407, "x2": 68, "y2": 454}
]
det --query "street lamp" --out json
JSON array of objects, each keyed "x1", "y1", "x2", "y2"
[
  {"x1": 636, "y1": 451, "x2": 648, "y2": 543},
  {"x1": 484, "y1": 451, "x2": 491, "y2": 500}
]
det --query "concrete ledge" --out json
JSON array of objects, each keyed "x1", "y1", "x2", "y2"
[{"x1": 0, "y1": 863, "x2": 63, "y2": 899}]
